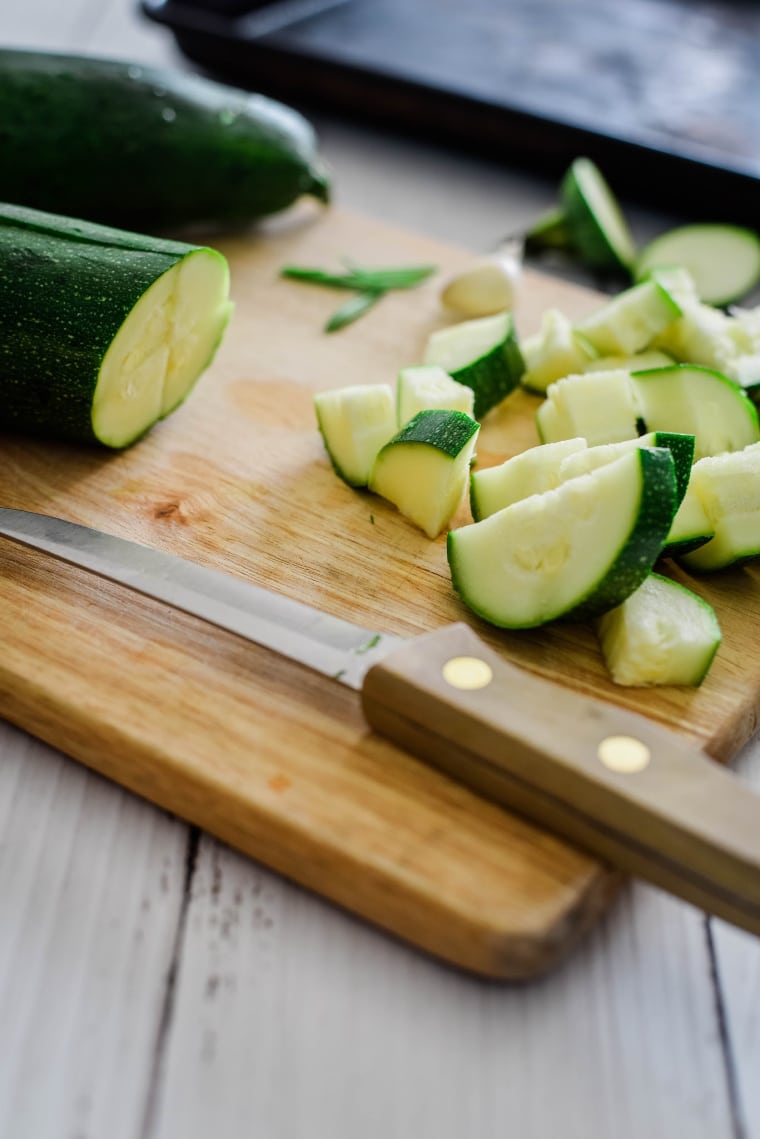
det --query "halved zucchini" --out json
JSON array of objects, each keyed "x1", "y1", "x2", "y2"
[{"x1": 0, "y1": 202, "x2": 232, "y2": 448}]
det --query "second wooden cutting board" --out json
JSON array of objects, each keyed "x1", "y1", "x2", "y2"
[{"x1": 1, "y1": 205, "x2": 759, "y2": 979}]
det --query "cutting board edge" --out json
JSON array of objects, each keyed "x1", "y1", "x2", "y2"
[{"x1": 0, "y1": 655, "x2": 622, "y2": 980}]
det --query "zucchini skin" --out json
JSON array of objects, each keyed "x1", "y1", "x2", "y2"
[
  {"x1": 0, "y1": 49, "x2": 330, "y2": 230},
  {"x1": 0, "y1": 202, "x2": 222, "y2": 446}
]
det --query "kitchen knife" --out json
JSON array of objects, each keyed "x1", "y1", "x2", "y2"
[{"x1": 1, "y1": 505, "x2": 759, "y2": 936}]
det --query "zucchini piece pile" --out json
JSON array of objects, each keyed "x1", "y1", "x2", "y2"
[
  {"x1": 0, "y1": 203, "x2": 232, "y2": 448},
  {"x1": 308, "y1": 220, "x2": 760, "y2": 689},
  {"x1": 526, "y1": 156, "x2": 760, "y2": 305},
  {"x1": 0, "y1": 49, "x2": 330, "y2": 230}
]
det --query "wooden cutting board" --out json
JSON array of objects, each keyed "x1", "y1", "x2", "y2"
[{"x1": 2, "y1": 204, "x2": 759, "y2": 980}]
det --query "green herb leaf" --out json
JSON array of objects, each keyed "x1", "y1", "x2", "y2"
[
  {"x1": 340, "y1": 260, "x2": 437, "y2": 290},
  {"x1": 325, "y1": 290, "x2": 383, "y2": 333},
  {"x1": 280, "y1": 266, "x2": 363, "y2": 290},
  {"x1": 281, "y1": 259, "x2": 438, "y2": 332}
]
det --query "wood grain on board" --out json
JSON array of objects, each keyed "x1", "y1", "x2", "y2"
[{"x1": 1, "y1": 204, "x2": 759, "y2": 978}]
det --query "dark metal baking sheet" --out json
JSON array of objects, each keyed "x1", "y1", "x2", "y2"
[{"x1": 141, "y1": 0, "x2": 760, "y2": 222}]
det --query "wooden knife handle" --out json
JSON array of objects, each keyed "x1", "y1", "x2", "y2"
[{"x1": 362, "y1": 622, "x2": 760, "y2": 935}]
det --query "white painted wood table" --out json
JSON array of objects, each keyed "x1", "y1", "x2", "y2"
[{"x1": 2, "y1": 5, "x2": 760, "y2": 1137}]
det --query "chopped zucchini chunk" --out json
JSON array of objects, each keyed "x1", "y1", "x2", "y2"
[
  {"x1": 470, "y1": 438, "x2": 587, "y2": 520},
  {"x1": 663, "y1": 486, "x2": 713, "y2": 558},
  {"x1": 396, "y1": 364, "x2": 474, "y2": 425},
  {"x1": 560, "y1": 157, "x2": 637, "y2": 273},
  {"x1": 447, "y1": 447, "x2": 677, "y2": 628},
  {"x1": 520, "y1": 308, "x2": 597, "y2": 394},
  {"x1": 679, "y1": 442, "x2": 760, "y2": 570},
  {"x1": 635, "y1": 224, "x2": 760, "y2": 306},
  {"x1": 423, "y1": 311, "x2": 524, "y2": 418},
  {"x1": 369, "y1": 409, "x2": 480, "y2": 538},
  {"x1": 576, "y1": 279, "x2": 682, "y2": 357},
  {"x1": 632, "y1": 364, "x2": 760, "y2": 460},
  {"x1": 537, "y1": 370, "x2": 641, "y2": 446},
  {"x1": 596, "y1": 573, "x2": 721, "y2": 686},
  {"x1": 558, "y1": 430, "x2": 694, "y2": 506},
  {"x1": 314, "y1": 383, "x2": 397, "y2": 487}
]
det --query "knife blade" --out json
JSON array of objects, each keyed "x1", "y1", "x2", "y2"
[{"x1": 1, "y1": 505, "x2": 759, "y2": 937}]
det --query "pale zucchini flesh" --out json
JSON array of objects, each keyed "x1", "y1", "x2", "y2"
[
  {"x1": 396, "y1": 364, "x2": 474, "y2": 425},
  {"x1": 663, "y1": 488, "x2": 713, "y2": 558},
  {"x1": 584, "y1": 349, "x2": 674, "y2": 373},
  {"x1": 423, "y1": 312, "x2": 524, "y2": 418},
  {"x1": 470, "y1": 437, "x2": 587, "y2": 520},
  {"x1": 576, "y1": 279, "x2": 681, "y2": 357},
  {"x1": 93, "y1": 248, "x2": 232, "y2": 446},
  {"x1": 678, "y1": 442, "x2": 760, "y2": 570},
  {"x1": 370, "y1": 409, "x2": 480, "y2": 538},
  {"x1": 540, "y1": 370, "x2": 641, "y2": 446},
  {"x1": 635, "y1": 224, "x2": 760, "y2": 306},
  {"x1": 314, "y1": 383, "x2": 397, "y2": 487},
  {"x1": 632, "y1": 364, "x2": 760, "y2": 460},
  {"x1": 596, "y1": 573, "x2": 721, "y2": 686},
  {"x1": 519, "y1": 308, "x2": 596, "y2": 394},
  {"x1": 448, "y1": 448, "x2": 676, "y2": 628}
]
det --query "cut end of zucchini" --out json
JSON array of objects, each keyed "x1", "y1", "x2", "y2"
[
  {"x1": 92, "y1": 247, "x2": 232, "y2": 448},
  {"x1": 596, "y1": 573, "x2": 721, "y2": 686}
]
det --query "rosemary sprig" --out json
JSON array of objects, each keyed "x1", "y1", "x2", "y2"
[{"x1": 280, "y1": 258, "x2": 437, "y2": 332}]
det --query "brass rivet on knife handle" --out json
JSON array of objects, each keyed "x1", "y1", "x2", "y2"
[
  {"x1": 362, "y1": 621, "x2": 760, "y2": 938},
  {"x1": 442, "y1": 656, "x2": 493, "y2": 691},
  {"x1": 598, "y1": 736, "x2": 651, "y2": 774}
]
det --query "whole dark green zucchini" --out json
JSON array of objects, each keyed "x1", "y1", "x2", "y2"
[
  {"x1": 0, "y1": 49, "x2": 330, "y2": 230},
  {"x1": 0, "y1": 202, "x2": 233, "y2": 448}
]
